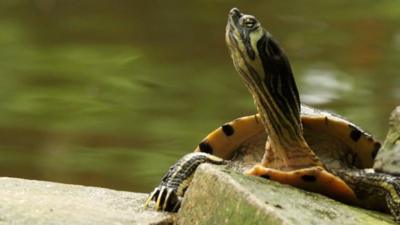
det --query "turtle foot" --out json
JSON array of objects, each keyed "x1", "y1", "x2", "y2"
[
  {"x1": 144, "y1": 186, "x2": 181, "y2": 212},
  {"x1": 245, "y1": 164, "x2": 357, "y2": 204},
  {"x1": 143, "y1": 152, "x2": 226, "y2": 212},
  {"x1": 335, "y1": 169, "x2": 400, "y2": 223},
  {"x1": 384, "y1": 180, "x2": 400, "y2": 224}
]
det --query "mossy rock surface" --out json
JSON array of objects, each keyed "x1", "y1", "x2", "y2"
[
  {"x1": 177, "y1": 164, "x2": 396, "y2": 225},
  {"x1": 0, "y1": 177, "x2": 174, "y2": 225},
  {"x1": 1, "y1": 167, "x2": 397, "y2": 225}
]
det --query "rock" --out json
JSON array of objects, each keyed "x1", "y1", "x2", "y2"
[
  {"x1": 374, "y1": 106, "x2": 400, "y2": 175},
  {"x1": 1, "y1": 166, "x2": 397, "y2": 225},
  {"x1": 0, "y1": 177, "x2": 174, "y2": 225},
  {"x1": 176, "y1": 164, "x2": 396, "y2": 225}
]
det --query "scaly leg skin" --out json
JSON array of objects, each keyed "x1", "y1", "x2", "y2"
[
  {"x1": 245, "y1": 164, "x2": 358, "y2": 204},
  {"x1": 334, "y1": 169, "x2": 400, "y2": 223},
  {"x1": 144, "y1": 152, "x2": 226, "y2": 212}
]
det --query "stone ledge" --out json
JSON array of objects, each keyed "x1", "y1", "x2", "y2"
[
  {"x1": 0, "y1": 177, "x2": 174, "y2": 225},
  {"x1": 1, "y1": 166, "x2": 397, "y2": 225},
  {"x1": 176, "y1": 164, "x2": 396, "y2": 225}
]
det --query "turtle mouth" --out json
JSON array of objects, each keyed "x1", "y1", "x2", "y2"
[{"x1": 226, "y1": 8, "x2": 245, "y2": 41}]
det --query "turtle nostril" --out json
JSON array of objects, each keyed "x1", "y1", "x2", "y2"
[{"x1": 229, "y1": 7, "x2": 241, "y2": 16}]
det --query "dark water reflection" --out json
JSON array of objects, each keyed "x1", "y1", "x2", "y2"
[{"x1": 0, "y1": 1, "x2": 399, "y2": 192}]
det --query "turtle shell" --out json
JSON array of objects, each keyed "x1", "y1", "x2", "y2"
[{"x1": 196, "y1": 105, "x2": 381, "y2": 171}]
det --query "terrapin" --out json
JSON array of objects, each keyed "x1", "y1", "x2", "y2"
[{"x1": 144, "y1": 8, "x2": 400, "y2": 222}]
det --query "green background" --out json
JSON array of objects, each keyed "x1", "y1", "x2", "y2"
[{"x1": 0, "y1": 0, "x2": 399, "y2": 192}]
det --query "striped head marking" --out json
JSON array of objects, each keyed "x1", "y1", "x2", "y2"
[
  {"x1": 225, "y1": 8, "x2": 304, "y2": 149},
  {"x1": 225, "y1": 8, "x2": 263, "y2": 63}
]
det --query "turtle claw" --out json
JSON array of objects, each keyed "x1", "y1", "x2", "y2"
[
  {"x1": 144, "y1": 186, "x2": 181, "y2": 212},
  {"x1": 143, "y1": 188, "x2": 159, "y2": 210}
]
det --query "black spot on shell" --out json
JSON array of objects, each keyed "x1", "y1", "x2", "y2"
[
  {"x1": 222, "y1": 124, "x2": 234, "y2": 136},
  {"x1": 350, "y1": 128, "x2": 362, "y2": 142},
  {"x1": 261, "y1": 174, "x2": 270, "y2": 180},
  {"x1": 372, "y1": 142, "x2": 381, "y2": 159},
  {"x1": 301, "y1": 175, "x2": 317, "y2": 182},
  {"x1": 199, "y1": 141, "x2": 213, "y2": 154},
  {"x1": 274, "y1": 204, "x2": 283, "y2": 209}
]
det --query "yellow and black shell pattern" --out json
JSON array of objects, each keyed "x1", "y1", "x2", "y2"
[{"x1": 195, "y1": 105, "x2": 381, "y2": 171}]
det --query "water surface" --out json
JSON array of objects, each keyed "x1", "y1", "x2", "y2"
[{"x1": 0, "y1": 1, "x2": 399, "y2": 192}]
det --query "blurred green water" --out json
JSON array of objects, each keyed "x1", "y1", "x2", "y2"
[{"x1": 0, "y1": 0, "x2": 399, "y2": 192}]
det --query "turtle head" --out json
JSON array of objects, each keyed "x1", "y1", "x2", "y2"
[
  {"x1": 225, "y1": 8, "x2": 304, "y2": 153},
  {"x1": 226, "y1": 8, "x2": 264, "y2": 68}
]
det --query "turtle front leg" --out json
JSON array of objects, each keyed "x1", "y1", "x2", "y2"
[
  {"x1": 245, "y1": 138, "x2": 358, "y2": 204},
  {"x1": 144, "y1": 152, "x2": 226, "y2": 212},
  {"x1": 334, "y1": 169, "x2": 400, "y2": 222},
  {"x1": 245, "y1": 164, "x2": 358, "y2": 204}
]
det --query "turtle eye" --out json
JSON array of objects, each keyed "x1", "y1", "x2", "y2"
[{"x1": 243, "y1": 18, "x2": 257, "y2": 28}]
